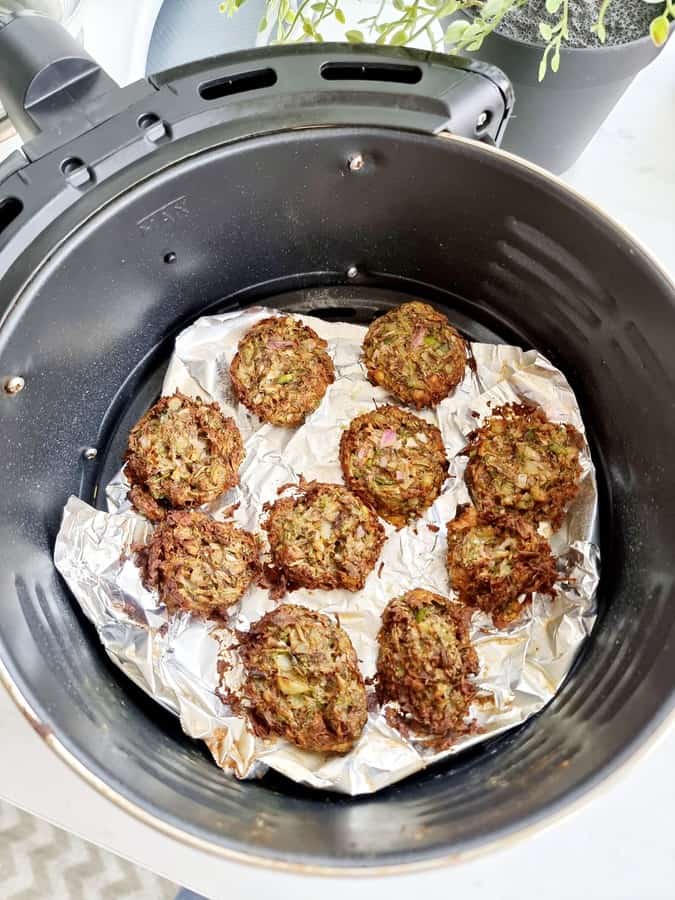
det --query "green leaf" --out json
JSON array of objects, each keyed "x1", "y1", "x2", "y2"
[
  {"x1": 545, "y1": 0, "x2": 562, "y2": 12},
  {"x1": 551, "y1": 45, "x2": 561, "y2": 72},
  {"x1": 345, "y1": 28, "x2": 365, "y2": 42},
  {"x1": 311, "y1": 2, "x2": 324, "y2": 9},
  {"x1": 538, "y1": 22, "x2": 553, "y2": 40},
  {"x1": 391, "y1": 29, "x2": 410, "y2": 45},
  {"x1": 335, "y1": 7, "x2": 346, "y2": 23},
  {"x1": 650, "y1": 14, "x2": 669, "y2": 46},
  {"x1": 393, "y1": 0, "x2": 406, "y2": 9},
  {"x1": 303, "y1": 20, "x2": 315, "y2": 35},
  {"x1": 438, "y1": 0, "x2": 458, "y2": 15},
  {"x1": 258, "y1": 14, "x2": 268, "y2": 31},
  {"x1": 482, "y1": 0, "x2": 507, "y2": 17},
  {"x1": 595, "y1": 21, "x2": 606, "y2": 42},
  {"x1": 538, "y1": 54, "x2": 548, "y2": 81},
  {"x1": 461, "y1": 21, "x2": 483, "y2": 41},
  {"x1": 444, "y1": 20, "x2": 469, "y2": 43}
]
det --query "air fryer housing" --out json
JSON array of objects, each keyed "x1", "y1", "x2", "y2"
[{"x1": 0, "y1": 12, "x2": 673, "y2": 873}]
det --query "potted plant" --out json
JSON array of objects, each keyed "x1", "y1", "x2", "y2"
[
  {"x1": 219, "y1": 0, "x2": 673, "y2": 173},
  {"x1": 445, "y1": 0, "x2": 673, "y2": 172}
]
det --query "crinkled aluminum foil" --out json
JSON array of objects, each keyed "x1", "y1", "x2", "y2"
[{"x1": 54, "y1": 306, "x2": 600, "y2": 795}]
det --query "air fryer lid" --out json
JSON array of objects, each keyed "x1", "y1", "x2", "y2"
[{"x1": 0, "y1": 13, "x2": 674, "y2": 873}]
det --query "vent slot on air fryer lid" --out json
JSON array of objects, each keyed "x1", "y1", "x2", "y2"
[
  {"x1": 199, "y1": 68, "x2": 277, "y2": 101},
  {"x1": 0, "y1": 196, "x2": 23, "y2": 237},
  {"x1": 320, "y1": 62, "x2": 422, "y2": 84}
]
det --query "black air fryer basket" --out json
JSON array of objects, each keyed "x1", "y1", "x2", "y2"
[{"x1": 0, "y1": 12, "x2": 673, "y2": 873}]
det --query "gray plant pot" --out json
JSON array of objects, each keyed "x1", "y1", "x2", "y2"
[
  {"x1": 455, "y1": 25, "x2": 666, "y2": 173},
  {"x1": 147, "y1": 0, "x2": 266, "y2": 74}
]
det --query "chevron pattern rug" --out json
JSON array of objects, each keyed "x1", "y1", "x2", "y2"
[{"x1": 0, "y1": 800, "x2": 178, "y2": 899}]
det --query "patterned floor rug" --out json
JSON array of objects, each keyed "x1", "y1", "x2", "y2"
[{"x1": 0, "y1": 800, "x2": 178, "y2": 900}]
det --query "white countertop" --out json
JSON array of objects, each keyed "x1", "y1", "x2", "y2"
[
  {"x1": 2, "y1": 685, "x2": 675, "y2": 899},
  {"x1": 1, "y1": 23, "x2": 673, "y2": 900}
]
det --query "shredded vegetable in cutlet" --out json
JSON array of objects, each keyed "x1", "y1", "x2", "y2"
[
  {"x1": 447, "y1": 505, "x2": 557, "y2": 628},
  {"x1": 463, "y1": 402, "x2": 583, "y2": 529},
  {"x1": 230, "y1": 316, "x2": 335, "y2": 427},
  {"x1": 376, "y1": 589, "x2": 478, "y2": 740},
  {"x1": 264, "y1": 481, "x2": 384, "y2": 592},
  {"x1": 239, "y1": 604, "x2": 367, "y2": 753},
  {"x1": 138, "y1": 510, "x2": 258, "y2": 619},
  {"x1": 340, "y1": 405, "x2": 448, "y2": 528},
  {"x1": 362, "y1": 301, "x2": 467, "y2": 408},
  {"x1": 125, "y1": 392, "x2": 244, "y2": 522}
]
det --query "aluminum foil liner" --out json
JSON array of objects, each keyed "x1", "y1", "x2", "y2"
[{"x1": 54, "y1": 307, "x2": 600, "y2": 795}]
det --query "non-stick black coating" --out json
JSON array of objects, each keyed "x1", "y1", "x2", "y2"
[{"x1": 0, "y1": 128, "x2": 673, "y2": 870}]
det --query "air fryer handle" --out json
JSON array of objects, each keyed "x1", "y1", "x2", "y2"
[
  {"x1": 152, "y1": 43, "x2": 514, "y2": 146},
  {"x1": 0, "y1": 10, "x2": 118, "y2": 142}
]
